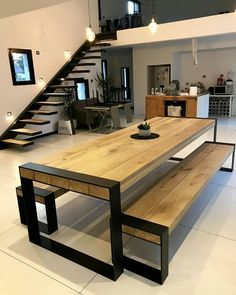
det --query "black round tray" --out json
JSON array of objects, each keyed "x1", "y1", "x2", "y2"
[{"x1": 130, "y1": 133, "x2": 160, "y2": 140}]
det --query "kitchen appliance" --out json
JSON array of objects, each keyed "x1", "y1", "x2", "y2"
[{"x1": 214, "y1": 85, "x2": 233, "y2": 95}]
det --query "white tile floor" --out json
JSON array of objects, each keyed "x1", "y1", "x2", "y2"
[{"x1": 0, "y1": 117, "x2": 236, "y2": 295}]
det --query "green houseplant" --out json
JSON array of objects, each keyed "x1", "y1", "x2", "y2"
[
  {"x1": 137, "y1": 121, "x2": 151, "y2": 137},
  {"x1": 95, "y1": 72, "x2": 116, "y2": 103}
]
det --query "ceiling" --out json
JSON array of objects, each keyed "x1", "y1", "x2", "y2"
[{"x1": 0, "y1": 0, "x2": 70, "y2": 19}]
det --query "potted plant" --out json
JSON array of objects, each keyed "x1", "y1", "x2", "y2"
[
  {"x1": 137, "y1": 121, "x2": 151, "y2": 137},
  {"x1": 58, "y1": 88, "x2": 76, "y2": 135},
  {"x1": 95, "y1": 72, "x2": 116, "y2": 103}
]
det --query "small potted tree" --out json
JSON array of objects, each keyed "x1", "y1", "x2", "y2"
[
  {"x1": 137, "y1": 121, "x2": 151, "y2": 137},
  {"x1": 58, "y1": 89, "x2": 76, "y2": 135}
]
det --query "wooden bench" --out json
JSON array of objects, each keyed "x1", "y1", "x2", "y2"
[
  {"x1": 16, "y1": 184, "x2": 67, "y2": 234},
  {"x1": 122, "y1": 141, "x2": 235, "y2": 284}
]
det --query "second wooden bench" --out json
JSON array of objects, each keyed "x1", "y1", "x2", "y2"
[{"x1": 122, "y1": 141, "x2": 235, "y2": 284}]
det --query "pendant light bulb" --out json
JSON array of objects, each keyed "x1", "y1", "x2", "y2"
[
  {"x1": 86, "y1": 0, "x2": 95, "y2": 42},
  {"x1": 148, "y1": 16, "x2": 158, "y2": 34},
  {"x1": 86, "y1": 26, "x2": 95, "y2": 42}
]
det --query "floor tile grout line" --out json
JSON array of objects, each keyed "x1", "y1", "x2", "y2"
[
  {"x1": 78, "y1": 234, "x2": 134, "y2": 293},
  {"x1": 210, "y1": 180, "x2": 236, "y2": 189},
  {"x1": 178, "y1": 223, "x2": 236, "y2": 242},
  {"x1": 79, "y1": 273, "x2": 98, "y2": 294},
  {"x1": 0, "y1": 248, "x2": 80, "y2": 293}
]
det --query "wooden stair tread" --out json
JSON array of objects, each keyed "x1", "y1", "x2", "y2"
[
  {"x1": 36, "y1": 101, "x2": 64, "y2": 106},
  {"x1": 1, "y1": 139, "x2": 33, "y2": 146},
  {"x1": 68, "y1": 70, "x2": 90, "y2": 73},
  {"x1": 28, "y1": 110, "x2": 58, "y2": 115},
  {"x1": 88, "y1": 49, "x2": 105, "y2": 53},
  {"x1": 19, "y1": 119, "x2": 50, "y2": 125},
  {"x1": 123, "y1": 142, "x2": 234, "y2": 243},
  {"x1": 57, "y1": 78, "x2": 81, "y2": 81},
  {"x1": 92, "y1": 42, "x2": 111, "y2": 47},
  {"x1": 81, "y1": 56, "x2": 101, "y2": 59},
  {"x1": 11, "y1": 128, "x2": 42, "y2": 136},
  {"x1": 77, "y1": 63, "x2": 96, "y2": 66},
  {"x1": 49, "y1": 85, "x2": 76, "y2": 89},
  {"x1": 42, "y1": 92, "x2": 70, "y2": 96}
]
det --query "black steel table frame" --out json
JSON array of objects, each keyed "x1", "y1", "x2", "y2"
[{"x1": 20, "y1": 162, "x2": 123, "y2": 281}]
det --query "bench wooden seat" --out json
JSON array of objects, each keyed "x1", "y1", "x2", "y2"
[
  {"x1": 16, "y1": 183, "x2": 67, "y2": 234},
  {"x1": 122, "y1": 141, "x2": 235, "y2": 283}
]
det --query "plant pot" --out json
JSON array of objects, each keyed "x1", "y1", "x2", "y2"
[{"x1": 138, "y1": 129, "x2": 151, "y2": 137}]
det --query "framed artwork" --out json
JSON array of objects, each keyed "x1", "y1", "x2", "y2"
[{"x1": 8, "y1": 48, "x2": 36, "y2": 85}]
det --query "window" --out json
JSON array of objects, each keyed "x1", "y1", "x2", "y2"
[
  {"x1": 75, "y1": 78, "x2": 89, "y2": 100},
  {"x1": 101, "y1": 60, "x2": 108, "y2": 81},
  {"x1": 127, "y1": 0, "x2": 141, "y2": 15},
  {"x1": 121, "y1": 67, "x2": 130, "y2": 100}
]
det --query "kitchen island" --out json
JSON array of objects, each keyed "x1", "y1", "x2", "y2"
[{"x1": 146, "y1": 94, "x2": 209, "y2": 119}]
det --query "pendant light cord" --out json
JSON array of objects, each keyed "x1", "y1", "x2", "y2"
[{"x1": 88, "y1": 0, "x2": 91, "y2": 26}]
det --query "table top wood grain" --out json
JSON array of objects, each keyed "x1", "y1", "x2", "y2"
[{"x1": 38, "y1": 117, "x2": 215, "y2": 192}]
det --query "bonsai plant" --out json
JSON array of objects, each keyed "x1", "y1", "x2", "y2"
[
  {"x1": 95, "y1": 72, "x2": 116, "y2": 103},
  {"x1": 137, "y1": 121, "x2": 151, "y2": 137}
]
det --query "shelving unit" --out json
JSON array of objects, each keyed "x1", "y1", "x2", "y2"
[{"x1": 209, "y1": 95, "x2": 234, "y2": 117}]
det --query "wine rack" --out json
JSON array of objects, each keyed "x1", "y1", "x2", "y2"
[{"x1": 209, "y1": 95, "x2": 233, "y2": 117}]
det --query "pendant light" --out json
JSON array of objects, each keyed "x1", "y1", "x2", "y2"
[
  {"x1": 148, "y1": 0, "x2": 158, "y2": 34},
  {"x1": 86, "y1": 0, "x2": 95, "y2": 42}
]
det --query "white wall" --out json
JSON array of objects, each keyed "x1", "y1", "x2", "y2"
[
  {"x1": 133, "y1": 33, "x2": 236, "y2": 114},
  {"x1": 0, "y1": 0, "x2": 99, "y2": 136},
  {"x1": 0, "y1": 0, "x2": 70, "y2": 19},
  {"x1": 113, "y1": 13, "x2": 236, "y2": 47}
]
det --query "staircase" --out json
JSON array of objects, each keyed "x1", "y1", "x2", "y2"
[{"x1": 0, "y1": 33, "x2": 116, "y2": 149}]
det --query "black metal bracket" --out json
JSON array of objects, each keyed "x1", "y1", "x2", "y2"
[
  {"x1": 20, "y1": 162, "x2": 124, "y2": 281},
  {"x1": 122, "y1": 213, "x2": 169, "y2": 284}
]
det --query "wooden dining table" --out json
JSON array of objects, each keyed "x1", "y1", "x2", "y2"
[{"x1": 19, "y1": 116, "x2": 216, "y2": 281}]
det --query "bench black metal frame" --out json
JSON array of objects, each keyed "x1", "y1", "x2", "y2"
[
  {"x1": 122, "y1": 214, "x2": 169, "y2": 284},
  {"x1": 17, "y1": 186, "x2": 58, "y2": 235}
]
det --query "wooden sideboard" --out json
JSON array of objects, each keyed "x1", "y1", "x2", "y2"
[{"x1": 146, "y1": 94, "x2": 209, "y2": 119}]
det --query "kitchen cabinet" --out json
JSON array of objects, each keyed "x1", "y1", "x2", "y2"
[{"x1": 146, "y1": 94, "x2": 209, "y2": 119}]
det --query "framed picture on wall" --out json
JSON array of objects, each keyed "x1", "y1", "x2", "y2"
[{"x1": 8, "y1": 48, "x2": 36, "y2": 85}]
